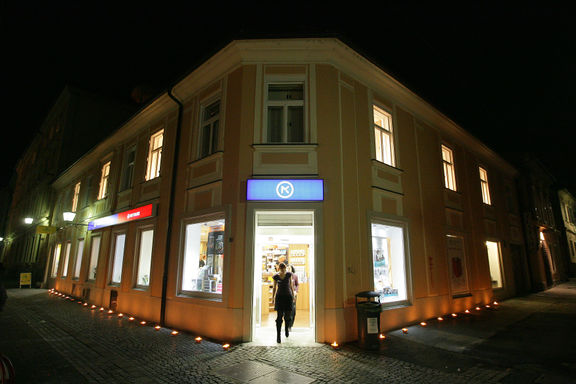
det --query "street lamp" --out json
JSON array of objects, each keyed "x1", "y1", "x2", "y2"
[
  {"x1": 63, "y1": 212, "x2": 76, "y2": 222},
  {"x1": 24, "y1": 217, "x2": 33, "y2": 224}
]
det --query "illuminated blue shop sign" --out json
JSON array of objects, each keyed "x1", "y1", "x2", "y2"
[{"x1": 246, "y1": 179, "x2": 324, "y2": 201}]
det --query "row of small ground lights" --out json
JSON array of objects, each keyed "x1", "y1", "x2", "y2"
[
  {"x1": 330, "y1": 300, "x2": 500, "y2": 349},
  {"x1": 47, "y1": 289, "x2": 231, "y2": 351}
]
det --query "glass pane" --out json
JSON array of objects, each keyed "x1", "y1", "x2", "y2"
[
  {"x1": 111, "y1": 234, "x2": 126, "y2": 284},
  {"x1": 267, "y1": 107, "x2": 283, "y2": 143},
  {"x1": 211, "y1": 120, "x2": 219, "y2": 154},
  {"x1": 88, "y1": 237, "x2": 100, "y2": 280},
  {"x1": 200, "y1": 124, "x2": 211, "y2": 157},
  {"x1": 268, "y1": 84, "x2": 303, "y2": 101},
  {"x1": 182, "y1": 219, "x2": 225, "y2": 294},
  {"x1": 62, "y1": 243, "x2": 71, "y2": 277},
  {"x1": 486, "y1": 241, "x2": 502, "y2": 288},
  {"x1": 203, "y1": 101, "x2": 220, "y2": 121},
  {"x1": 374, "y1": 128, "x2": 383, "y2": 162},
  {"x1": 371, "y1": 222, "x2": 407, "y2": 303},
  {"x1": 137, "y1": 230, "x2": 154, "y2": 286},
  {"x1": 287, "y1": 106, "x2": 304, "y2": 142},
  {"x1": 51, "y1": 244, "x2": 62, "y2": 277},
  {"x1": 74, "y1": 240, "x2": 84, "y2": 279}
]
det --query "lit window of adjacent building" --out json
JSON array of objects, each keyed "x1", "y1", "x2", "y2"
[
  {"x1": 61, "y1": 242, "x2": 72, "y2": 278},
  {"x1": 88, "y1": 236, "x2": 101, "y2": 281},
  {"x1": 265, "y1": 83, "x2": 305, "y2": 143},
  {"x1": 181, "y1": 217, "x2": 225, "y2": 295},
  {"x1": 146, "y1": 130, "x2": 164, "y2": 181},
  {"x1": 199, "y1": 100, "x2": 220, "y2": 158},
  {"x1": 479, "y1": 166, "x2": 492, "y2": 205},
  {"x1": 441, "y1": 145, "x2": 457, "y2": 191},
  {"x1": 110, "y1": 233, "x2": 126, "y2": 285},
  {"x1": 371, "y1": 220, "x2": 408, "y2": 304},
  {"x1": 135, "y1": 228, "x2": 154, "y2": 288},
  {"x1": 97, "y1": 161, "x2": 111, "y2": 200},
  {"x1": 71, "y1": 182, "x2": 81, "y2": 212},
  {"x1": 51, "y1": 243, "x2": 62, "y2": 278},
  {"x1": 73, "y1": 239, "x2": 84, "y2": 279},
  {"x1": 485, "y1": 241, "x2": 503, "y2": 288},
  {"x1": 373, "y1": 105, "x2": 395, "y2": 166}
]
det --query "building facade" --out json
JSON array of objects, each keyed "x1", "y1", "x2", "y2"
[
  {"x1": 1, "y1": 86, "x2": 133, "y2": 287},
  {"x1": 558, "y1": 188, "x2": 576, "y2": 276},
  {"x1": 45, "y1": 39, "x2": 524, "y2": 344}
]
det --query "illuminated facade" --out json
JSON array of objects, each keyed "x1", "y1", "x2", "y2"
[
  {"x1": 45, "y1": 39, "x2": 525, "y2": 344},
  {"x1": 558, "y1": 189, "x2": 576, "y2": 275}
]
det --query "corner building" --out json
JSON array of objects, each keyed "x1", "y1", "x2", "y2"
[{"x1": 46, "y1": 39, "x2": 524, "y2": 344}]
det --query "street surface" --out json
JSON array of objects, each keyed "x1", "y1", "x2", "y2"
[{"x1": 1, "y1": 280, "x2": 575, "y2": 383}]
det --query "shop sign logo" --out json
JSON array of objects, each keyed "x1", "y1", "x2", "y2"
[
  {"x1": 246, "y1": 179, "x2": 323, "y2": 201},
  {"x1": 276, "y1": 181, "x2": 294, "y2": 199}
]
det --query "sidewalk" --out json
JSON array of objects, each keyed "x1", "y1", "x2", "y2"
[{"x1": 1, "y1": 282, "x2": 575, "y2": 383}]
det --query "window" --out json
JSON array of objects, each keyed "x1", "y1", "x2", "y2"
[
  {"x1": 199, "y1": 100, "x2": 220, "y2": 158},
  {"x1": 71, "y1": 182, "x2": 81, "y2": 212},
  {"x1": 88, "y1": 236, "x2": 101, "y2": 281},
  {"x1": 446, "y1": 235, "x2": 469, "y2": 295},
  {"x1": 73, "y1": 239, "x2": 84, "y2": 279},
  {"x1": 373, "y1": 105, "x2": 395, "y2": 166},
  {"x1": 97, "y1": 161, "x2": 111, "y2": 200},
  {"x1": 441, "y1": 145, "x2": 457, "y2": 191},
  {"x1": 485, "y1": 241, "x2": 503, "y2": 288},
  {"x1": 120, "y1": 146, "x2": 136, "y2": 191},
  {"x1": 146, "y1": 130, "x2": 164, "y2": 181},
  {"x1": 110, "y1": 234, "x2": 126, "y2": 284},
  {"x1": 371, "y1": 221, "x2": 408, "y2": 304},
  {"x1": 181, "y1": 217, "x2": 225, "y2": 295},
  {"x1": 61, "y1": 242, "x2": 71, "y2": 278},
  {"x1": 135, "y1": 229, "x2": 154, "y2": 287},
  {"x1": 51, "y1": 244, "x2": 62, "y2": 278},
  {"x1": 265, "y1": 83, "x2": 305, "y2": 143},
  {"x1": 479, "y1": 166, "x2": 492, "y2": 205}
]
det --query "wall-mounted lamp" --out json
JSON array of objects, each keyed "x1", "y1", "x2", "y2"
[
  {"x1": 539, "y1": 231, "x2": 545, "y2": 242},
  {"x1": 24, "y1": 217, "x2": 33, "y2": 224},
  {"x1": 0, "y1": 237, "x2": 4, "y2": 242},
  {"x1": 63, "y1": 212, "x2": 76, "y2": 222}
]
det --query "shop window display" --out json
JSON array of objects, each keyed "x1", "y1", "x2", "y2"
[
  {"x1": 181, "y1": 218, "x2": 225, "y2": 295},
  {"x1": 371, "y1": 222, "x2": 408, "y2": 304}
]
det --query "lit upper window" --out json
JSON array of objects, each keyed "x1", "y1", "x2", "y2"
[
  {"x1": 71, "y1": 182, "x2": 81, "y2": 212},
  {"x1": 373, "y1": 105, "x2": 395, "y2": 166},
  {"x1": 479, "y1": 166, "x2": 492, "y2": 205},
  {"x1": 146, "y1": 130, "x2": 164, "y2": 181},
  {"x1": 97, "y1": 161, "x2": 111, "y2": 200},
  {"x1": 265, "y1": 83, "x2": 305, "y2": 143},
  {"x1": 441, "y1": 145, "x2": 457, "y2": 191}
]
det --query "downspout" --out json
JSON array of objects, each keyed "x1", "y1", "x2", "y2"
[{"x1": 160, "y1": 89, "x2": 183, "y2": 326}]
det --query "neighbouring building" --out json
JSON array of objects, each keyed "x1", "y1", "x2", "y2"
[
  {"x1": 1, "y1": 86, "x2": 134, "y2": 287},
  {"x1": 558, "y1": 188, "x2": 576, "y2": 276},
  {"x1": 44, "y1": 38, "x2": 524, "y2": 344}
]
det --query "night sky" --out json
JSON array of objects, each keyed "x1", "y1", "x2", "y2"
[{"x1": 1, "y1": 3, "x2": 575, "y2": 191}]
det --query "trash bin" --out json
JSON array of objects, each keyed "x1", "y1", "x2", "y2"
[{"x1": 355, "y1": 291, "x2": 382, "y2": 350}]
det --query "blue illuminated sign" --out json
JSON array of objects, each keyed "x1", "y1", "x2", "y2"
[{"x1": 246, "y1": 179, "x2": 324, "y2": 201}]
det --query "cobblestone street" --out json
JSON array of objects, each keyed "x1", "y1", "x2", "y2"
[{"x1": 1, "y1": 282, "x2": 575, "y2": 383}]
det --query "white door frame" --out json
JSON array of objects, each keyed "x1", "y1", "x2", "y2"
[{"x1": 243, "y1": 202, "x2": 324, "y2": 343}]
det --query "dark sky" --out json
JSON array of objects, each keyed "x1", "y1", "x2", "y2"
[{"x1": 1, "y1": 3, "x2": 575, "y2": 191}]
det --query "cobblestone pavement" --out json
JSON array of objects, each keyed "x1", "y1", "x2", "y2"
[{"x1": 1, "y1": 282, "x2": 575, "y2": 383}]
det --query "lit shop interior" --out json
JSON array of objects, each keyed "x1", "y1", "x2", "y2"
[{"x1": 252, "y1": 211, "x2": 315, "y2": 336}]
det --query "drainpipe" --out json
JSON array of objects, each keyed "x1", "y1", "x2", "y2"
[{"x1": 160, "y1": 89, "x2": 183, "y2": 326}]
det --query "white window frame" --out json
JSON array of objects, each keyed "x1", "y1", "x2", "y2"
[
  {"x1": 485, "y1": 240, "x2": 504, "y2": 289},
  {"x1": 134, "y1": 226, "x2": 155, "y2": 289},
  {"x1": 97, "y1": 161, "x2": 111, "y2": 200},
  {"x1": 479, "y1": 166, "x2": 492, "y2": 205},
  {"x1": 87, "y1": 236, "x2": 101, "y2": 281},
  {"x1": 263, "y1": 80, "x2": 307, "y2": 144},
  {"x1": 109, "y1": 232, "x2": 126, "y2": 285},
  {"x1": 178, "y1": 212, "x2": 227, "y2": 299},
  {"x1": 198, "y1": 98, "x2": 221, "y2": 158},
  {"x1": 145, "y1": 129, "x2": 164, "y2": 181},
  {"x1": 369, "y1": 215, "x2": 411, "y2": 306},
  {"x1": 441, "y1": 145, "x2": 457, "y2": 191},
  {"x1": 120, "y1": 145, "x2": 136, "y2": 191},
  {"x1": 71, "y1": 182, "x2": 81, "y2": 212},
  {"x1": 51, "y1": 243, "x2": 62, "y2": 278},
  {"x1": 373, "y1": 104, "x2": 395, "y2": 167},
  {"x1": 73, "y1": 238, "x2": 84, "y2": 280},
  {"x1": 61, "y1": 241, "x2": 72, "y2": 278}
]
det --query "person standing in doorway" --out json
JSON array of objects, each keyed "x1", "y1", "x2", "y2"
[{"x1": 272, "y1": 262, "x2": 294, "y2": 343}]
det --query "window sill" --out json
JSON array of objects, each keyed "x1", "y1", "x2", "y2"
[
  {"x1": 371, "y1": 159, "x2": 404, "y2": 174},
  {"x1": 380, "y1": 300, "x2": 412, "y2": 310},
  {"x1": 176, "y1": 291, "x2": 223, "y2": 302}
]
